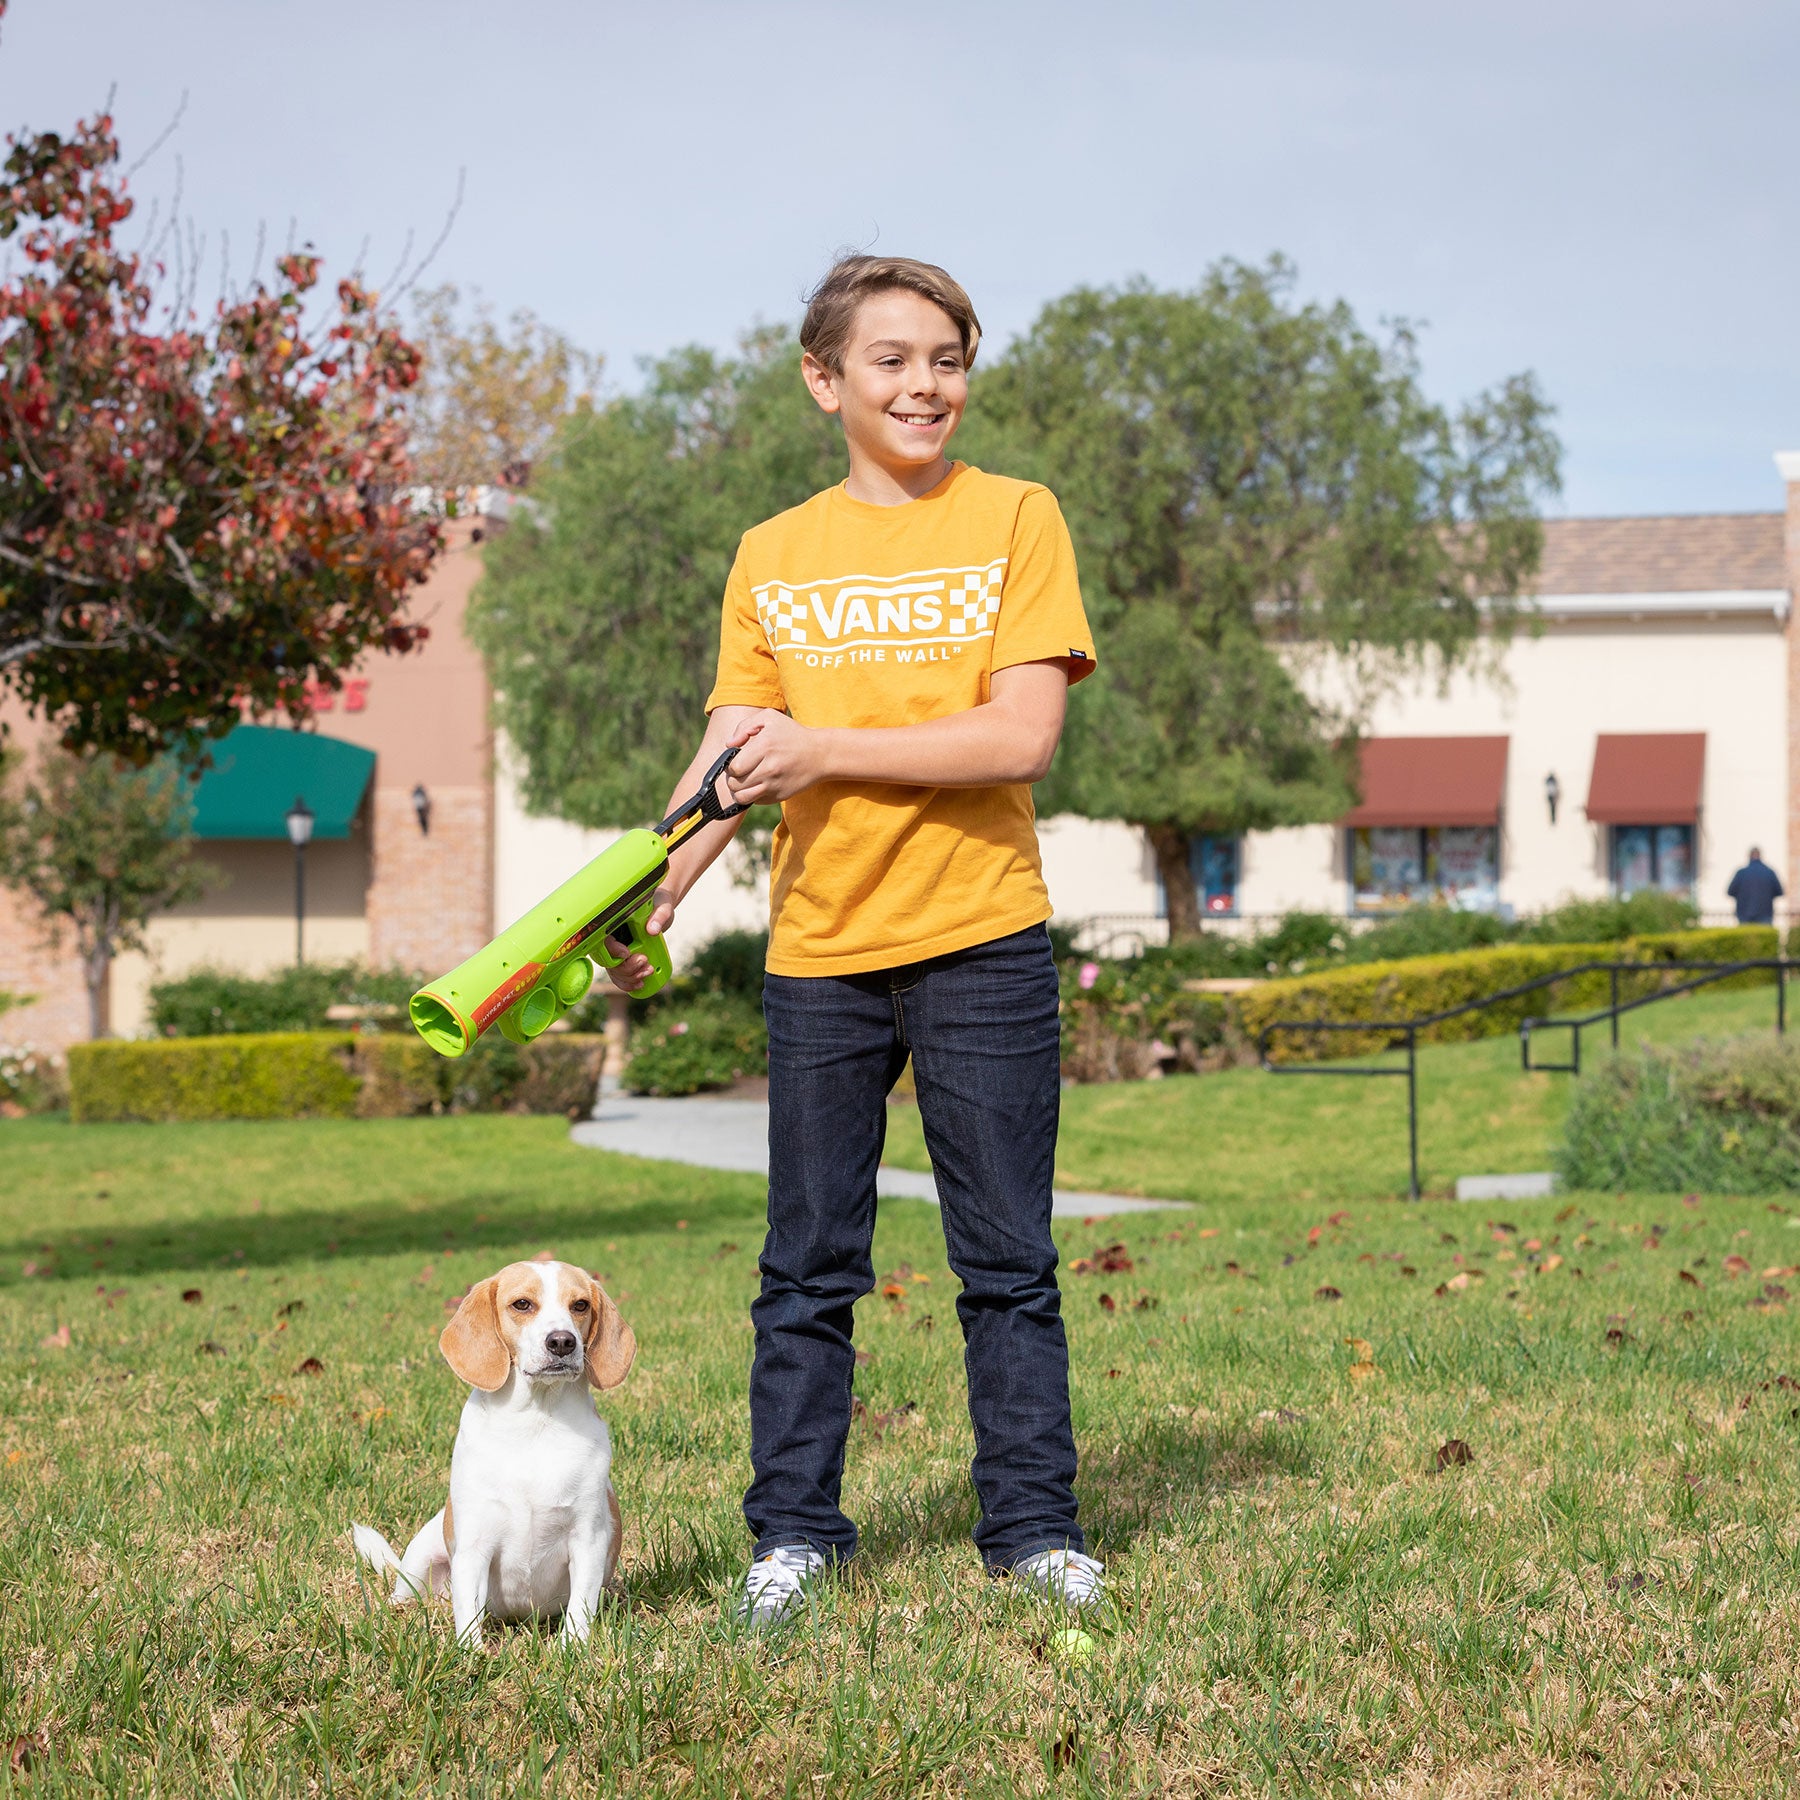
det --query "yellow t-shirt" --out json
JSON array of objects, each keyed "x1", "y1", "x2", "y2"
[{"x1": 705, "y1": 462, "x2": 1096, "y2": 977}]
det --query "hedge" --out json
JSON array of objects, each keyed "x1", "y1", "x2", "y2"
[
  {"x1": 69, "y1": 1032, "x2": 607, "y2": 1124},
  {"x1": 1238, "y1": 928, "x2": 1781, "y2": 1064}
]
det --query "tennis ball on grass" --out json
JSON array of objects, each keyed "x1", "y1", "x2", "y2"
[{"x1": 1050, "y1": 1627, "x2": 1095, "y2": 1665}]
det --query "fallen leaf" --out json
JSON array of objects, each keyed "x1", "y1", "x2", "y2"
[
  {"x1": 1446, "y1": 1272, "x2": 1473, "y2": 1292},
  {"x1": 1436, "y1": 1438, "x2": 1474, "y2": 1471},
  {"x1": 1538, "y1": 1254, "x2": 1563, "y2": 1275},
  {"x1": 1167, "y1": 1403, "x2": 1192, "y2": 1417},
  {"x1": 1434, "y1": 1283, "x2": 1450, "y2": 1297},
  {"x1": 181, "y1": 1288, "x2": 202, "y2": 1304},
  {"x1": 1606, "y1": 1572, "x2": 1656, "y2": 1595},
  {"x1": 910, "y1": 1313, "x2": 934, "y2": 1333},
  {"x1": 1313, "y1": 1286, "x2": 1342, "y2": 1302},
  {"x1": 197, "y1": 1340, "x2": 225, "y2": 1356},
  {"x1": 867, "y1": 1401, "x2": 918, "y2": 1436},
  {"x1": 910, "y1": 1272, "x2": 931, "y2": 1284},
  {"x1": 268, "y1": 1392, "x2": 295, "y2": 1407},
  {"x1": 711, "y1": 1242, "x2": 740, "y2": 1259},
  {"x1": 20, "y1": 1261, "x2": 39, "y2": 1278},
  {"x1": 675, "y1": 1220, "x2": 688, "y2": 1231},
  {"x1": 195, "y1": 1399, "x2": 219, "y2": 1416},
  {"x1": 1400, "y1": 1265, "x2": 1417, "y2": 1277},
  {"x1": 1679, "y1": 1270, "x2": 1701, "y2": 1287},
  {"x1": 1094, "y1": 1243, "x2": 1134, "y2": 1273},
  {"x1": 295, "y1": 1356, "x2": 324, "y2": 1376},
  {"x1": 1605, "y1": 1327, "x2": 1629, "y2": 1345},
  {"x1": 1347, "y1": 1360, "x2": 1378, "y2": 1383},
  {"x1": 1345, "y1": 1337, "x2": 1373, "y2": 1360},
  {"x1": 1327, "y1": 1210, "x2": 1351, "y2": 1228},
  {"x1": 1307, "y1": 1225, "x2": 1324, "y2": 1246},
  {"x1": 1724, "y1": 1255, "x2": 1752, "y2": 1277},
  {"x1": 1105, "y1": 1368, "x2": 1122, "y2": 1379},
  {"x1": 1097, "y1": 1293, "x2": 1117, "y2": 1313},
  {"x1": 1197, "y1": 1228, "x2": 1220, "y2": 1239},
  {"x1": 1133, "y1": 1294, "x2": 1158, "y2": 1311},
  {"x1": 881, "y1": 1283, "x2": 907, "y2": 1301},
  {"x1": 278, "y1": 1299, "x2": 304, "y2": 1316},
  {"x1": 1762, "y1": 1265, "x2": 1800, "y2": 1279},
  {"x1": 38, "y1": 1324, "x2": 70, "y2": 1350},
  {"x1": 1069, "y1": 1257, "x2": 1095, "y2": 1275},
  {"x1": 853, "y1": 1350, "x2": 872, "y2": 1367},
  {"x1": 1556, "y1": 1203, "x2": 1578, "y2": 1221},
  {"x1": 10, "y1": 1732, "x2": 47, "y2": 1774}
]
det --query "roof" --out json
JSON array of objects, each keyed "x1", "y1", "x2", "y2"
[
  {"x1": 1533, "y1": 514, "x2": 1786, "y2": 596},
  {"x1": 181, "y1": 725, "x2": 375, "y2": 840},
  {"x1": 1343, "y1": 736, "x2": 1509, "y2": 828},
  {"x1": 1585, "y1": 733, "x2": 1706, "y2": 826}
]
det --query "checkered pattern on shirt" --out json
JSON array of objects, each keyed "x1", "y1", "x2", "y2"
[{"x1": 754, "y1": 585, "x2": 810, "y2": 649}]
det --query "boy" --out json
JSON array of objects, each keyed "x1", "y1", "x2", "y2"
[{"x1": 608, "y1": 254, "x2": 1102, "y2": 1628}]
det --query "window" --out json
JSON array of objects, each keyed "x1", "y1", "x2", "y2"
[
  {"x1": 1188, "y1": 834, "x2": 1240, "y2": 916},
  {"x1": 1611, "y1": 824, "x2": 1693, "y2": 897},
  {"x1": 1351, "y1": 826, "x2": 1499, "y2": 913}
]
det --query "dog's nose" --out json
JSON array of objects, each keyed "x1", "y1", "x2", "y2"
[{"x1": 545, "y1": 1329, "x2": 579, "y2": 1358}]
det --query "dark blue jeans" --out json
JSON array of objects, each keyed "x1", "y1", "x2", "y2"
[{"x1": 745, "y1": 923, "x2": 1084, "y2": 1572}]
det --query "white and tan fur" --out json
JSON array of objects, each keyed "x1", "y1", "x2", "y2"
[{"x1": 351, "y1": 1259, "x2": 635, "y2": 1645}]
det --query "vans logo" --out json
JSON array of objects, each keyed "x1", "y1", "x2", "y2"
[{"x1": 752, "y1": 560, "x2": 1006, "y2": 665}]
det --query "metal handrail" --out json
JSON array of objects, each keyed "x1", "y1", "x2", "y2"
[{"x1": 1259, "y1": 957, "x2": 1797, "y2": 1201}]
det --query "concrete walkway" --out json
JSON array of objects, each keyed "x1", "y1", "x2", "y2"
[{"x1": 571, "y1": 1092, "x2": 1188, "y2": 1218}]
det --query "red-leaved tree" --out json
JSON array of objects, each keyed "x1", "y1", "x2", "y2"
[{"x1": 0, "y1": 99, "x2": 441, "y2": 761}]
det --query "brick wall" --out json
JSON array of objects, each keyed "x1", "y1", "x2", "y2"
[
  {"x1": 0, "y1": 883, "x2": 93, "y2": 1053},
  {"x1": 365, "y1": 782, "x2": 493, "y2": 977}
]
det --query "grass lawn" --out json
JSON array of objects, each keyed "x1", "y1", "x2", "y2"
[
  {"x1": 3, "y1": 998, "x2": 1800, "y2": 1793},
  {"x1": 884, "y1": 981, "x2": 1790, "y2": 1204}
]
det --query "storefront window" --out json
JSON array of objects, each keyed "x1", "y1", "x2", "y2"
[
  {"x1": 1612, "y1": 824, "x2": 1693, "y2": 897},
  {"x1": 1351, "y1": 826, "x2": 1499, "y2": 913},
  {"x1": 1188, "y1": 834, "x2": 1240, "y2": 916}
]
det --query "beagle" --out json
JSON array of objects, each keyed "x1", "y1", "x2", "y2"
[{"x1": 351, "y1": 1259, "x2": 635, "y2": 1645}]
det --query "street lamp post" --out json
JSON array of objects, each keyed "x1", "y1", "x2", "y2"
[{"x1": 285, "y1": 796, "x2": 315, "y2": 965}]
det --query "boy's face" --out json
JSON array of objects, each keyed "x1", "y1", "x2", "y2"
[{"x1": 803, "y1": 288, "x2": 968, "y2": 478}]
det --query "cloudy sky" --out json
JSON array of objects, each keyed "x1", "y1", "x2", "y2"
[{"x1": 3, "y1": 0, "x2": 1793, "y2": 516}]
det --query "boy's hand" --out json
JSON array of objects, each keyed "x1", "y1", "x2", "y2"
[
  {"x1": 724, "y1": 711, "x2": 827, "y2": 804},
  {"x1": 602, "y1": 888, "x2": 676, "y2": 994}
]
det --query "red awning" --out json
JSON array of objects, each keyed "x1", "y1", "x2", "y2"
[
  {"x1": 1342, "y1": 737, "x2": 1509, "y2": 828},
  {"x1": 1585, "y1": 733, "x2": 1705, "y2": 825}
]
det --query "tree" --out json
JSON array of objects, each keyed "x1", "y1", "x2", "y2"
[
  {"x1": 0, "y1": 746, "x2": 214, "y2": 1038},
  {"x1": 960, "y1": 260, "x2": 1561, "y2": 938},
  {"x1": 472, "y1": 326, "x2": 842, "y2": 827},
  {"x1": 405, "y1": 284, "x2": 600, "y2": 493},
  {"x1": 0, "y1": 110, "x2": 440, "y2": 763}
]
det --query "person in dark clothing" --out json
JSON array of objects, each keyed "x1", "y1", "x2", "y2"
[{"x1": 1727, "y1": 848, "x2": 1784, "y2": 924}]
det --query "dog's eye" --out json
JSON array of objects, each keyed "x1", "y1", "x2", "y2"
[
  {"x1": 570, "y1": 1299, "x2": 590, "y2": 1314},
  {"x1": 510, "y1": 1298, "x2": 534, "y2": 1312}
]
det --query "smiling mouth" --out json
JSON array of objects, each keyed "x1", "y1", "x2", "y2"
[{"x1": 889, "y1": 411, "x2": 945, "y2": 430}]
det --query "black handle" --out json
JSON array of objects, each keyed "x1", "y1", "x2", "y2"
[{"x1": 654, "y1": 743, "x2": 750, "y2": 847}]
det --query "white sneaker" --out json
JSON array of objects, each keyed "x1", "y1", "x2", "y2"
[
  {"x1": 737, "y1": 1544, "x2": 826, "y2": 1631},
  {"x1": 1012, "y1": 1547, "x2": 1106, "y2": 1610}
]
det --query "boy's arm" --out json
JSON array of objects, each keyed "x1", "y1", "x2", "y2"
[{"x1": 720, "y1": 660, "x2": 1069, "y2": 803}]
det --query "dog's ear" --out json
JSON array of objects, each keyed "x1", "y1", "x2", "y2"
[
  {"x1": 440, "y1": 1277, "x2": 510, "y2": 1391},
  {"x1": 584, "y1": 1274, "x2": 636, "y2": 1391}
]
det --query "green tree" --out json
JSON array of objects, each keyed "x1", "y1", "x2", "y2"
[
  {"x1": 960, "y1": 260, "x2": 1561, "y2": 938},
  {"x1": 0, "y1": 747, "x2": 215, "y2": 1038},
  {"x1": 472, "y1": 326, "x2": 842, "y2": 828}
]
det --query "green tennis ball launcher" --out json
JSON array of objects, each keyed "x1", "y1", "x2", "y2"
[{"x1": 408, "y1": 746, "x2": 748, "y2": 1057}]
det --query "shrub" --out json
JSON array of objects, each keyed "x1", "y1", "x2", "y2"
[
  {"x1": 68, "y1": 1031, "x2": 607, "y2": 1122},
  {"x1": 1559, "y1": 1035, "x2": 1800, "y2": 1194},
  {"x1": 1345, "y1": 906, "x2": 1514, "y2": 964},
  {"x1": 1061, "y1": 958, "x2": 1231, "y2": 1083},
  {"x1": 0, "y1": 1041, "x2": 67, "y2": 1115},
  {"x1": 148, "y1": 962, "x2": 422, "y2": 1036},
  {"x1": 1519, "y1": 890, "x2": 1698, "y2": 944},
  {"x1": 623, "y1": 995, "x2": 767, "y2": 1096},
  {"x1": 70, "y1": 1033, "x2": 363, "y2": 1123}
]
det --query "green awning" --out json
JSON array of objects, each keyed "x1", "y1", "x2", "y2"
[{"x1": 183, "y1": 725, "x2": 375, "y2": 840}]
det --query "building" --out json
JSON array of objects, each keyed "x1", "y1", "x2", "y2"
[{"x1": 3, "y1": 457, "x2": 1798, "y2": 1056}]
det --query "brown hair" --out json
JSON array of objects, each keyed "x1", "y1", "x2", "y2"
[{"x1": 800, "y1": 255, "x2": 982, "y2": 375}]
